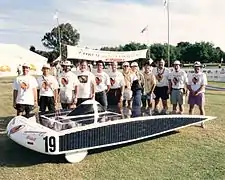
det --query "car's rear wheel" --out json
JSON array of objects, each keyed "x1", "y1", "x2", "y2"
[{"x1": 65, "y1": 150, "x2": 88, "y2": 163}]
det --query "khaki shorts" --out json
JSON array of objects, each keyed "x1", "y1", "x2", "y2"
[
  {"x1": 123, "y1": 88, "x2": 133, "y2": 101},
  {"x1": 170, "y1": 89, "x2": 185, "y2": 105}
]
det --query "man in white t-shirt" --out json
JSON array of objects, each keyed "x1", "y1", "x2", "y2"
[
  {"x1": 37, "y1": 64, "x2": 59, "y2": 113},
  {"x1": 187, "y1": 61, "x2": 207, "y2": 128},
  {"x1": 58, "y1": 61, "x2": 79, "y2": 110},
  {"x1": 152, "y1": 59, "x2": 170, "y2": 114},
  {"x1": 13, "y1": 63, "x2": 38, "y2": 117},
  {"x1": 168, "y1": 60, "x2": 188, "y2": 114},
  {"x1": 94, "y1": 60, "x2": 111, "y2": 110},
  {"x1": 76, "y1": 60, "x2": 96, "y2": 106},
  {"x1": 107, "y1": 61, "x2": 125, "y2": 107}
]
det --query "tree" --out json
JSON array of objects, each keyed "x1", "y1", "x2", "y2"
[{"x1": 41, "y1": 23, "x2": 80, "y2": 60}]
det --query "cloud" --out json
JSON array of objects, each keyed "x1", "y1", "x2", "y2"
[{"x1": 0, "y1": 0, "x2": 225, "y2": 51}]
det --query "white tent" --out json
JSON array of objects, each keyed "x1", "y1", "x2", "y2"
[{"x1": 0, "y1": 43, "x2": 47, "y2": 77}]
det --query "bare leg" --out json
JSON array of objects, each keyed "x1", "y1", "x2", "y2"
[
  {"x1": 154, "y1": 99, "x2": 160, "y2": 114},
  {"x1": 198, "y1": 105, "x2": 205, "y2": 128},
  {"x1": 189, "y1": 104, "x2": 194, "y2": 115},
  {"x1": 179, "y1": 104, "x2": 184, "y2": 114},
  {"x1": 172, "y1": 104, "x2": 177, "y2": 114}
]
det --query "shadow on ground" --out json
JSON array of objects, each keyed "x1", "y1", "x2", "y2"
[{"x1": 0, "y1": 116, "x2": 178, "y2": 167}]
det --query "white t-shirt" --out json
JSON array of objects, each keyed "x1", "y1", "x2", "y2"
[
  {"x1": 13, "y1": 75, "x2": 38, "y2": 105},
  {"x1": 77, "y1": 70, "x2": 96, "y2": 98},
  {"x1": 168, "y1": 70, "x2": 188, "y2": 89},
  {"x1": 108, "y1": 71, "x2": 125, "y2": 89},
  {"x1": 152, "y1": 67, "x2": 170, "y2": 87},
  {"x1": 94, "y1": 71, "x2": 111, "y2": 92},
  {"x1": 58, "y1": 71, "x2": 79, "y2": 102},
  {"x1": 187, "y1": 72, "x2": 208, "y2": 92},
  {"x1": 37, "y1": 75, "x2": 59, "y2": 97}
]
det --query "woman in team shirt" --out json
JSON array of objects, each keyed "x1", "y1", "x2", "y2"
[
  {"x1": 13, "y1": 63, "x2": 38, "y2": 117},
  {"x1": 58, "y1": 61, "x2": 79, "y2": 110},
  {"x1": 37, "y1": 64, "x2": 59, "y2": 113},
  {"x1": 187, "y1": 61, "x2": 207, "y2": 128},
  {"x1": 76, "y1": 60, "x2": 96, "y2": 106},
  {"x1": 152, "y1": 59, "x2": 170, "y2": 115},
  {"x1": 107, "y1": 61, "x2": 125, "y2": 108}
]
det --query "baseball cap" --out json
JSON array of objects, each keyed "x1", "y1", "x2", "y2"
[
  {"x1": 194, "y1": 61, "x2": 202, "y2": 67},
  {"x1": 22, "y1": 63, "x2": 30, "y2": 68},
  {"x1": 61, "y1": 60, "x2": 73, "y2": 66},
  {"x1": 122, "y1": 62, "x2": 130, "y2": 67},
  {"x1": 173, "y1": 60, "x2": 181, "y2": 65},
  {"x1": 42, "y1": 64, "x2": 50, "y2": 69},
  {"x1": 131, "y1": 62, "x2": 138, "y2": 67}
]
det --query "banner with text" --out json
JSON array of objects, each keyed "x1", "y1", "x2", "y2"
[{"x1": 67, "y1": 45, "x2": 148, "y2": 62}]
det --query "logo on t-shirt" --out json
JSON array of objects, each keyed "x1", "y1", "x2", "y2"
[
  {"x1": 78, "y1": 75, "x2": 88, "y2": 83},
  {"x1": 192, "y1": 76, "x2": 199, "y2": 84},
  {"x1": 95, "y1": 76, "x2": 102, "y2": 85},
  {"x1": 41, "y1": 81, "x2": 52, "y2": 91},
  {"x1": 156, "y1": 74, "x2": 163, "y2": 82},
  {"x1": 173, "y1": 77, "x2": 179, "y2": 85},
  {"x1": 20, "y1": 81, "x2": 29, "y2": 90},
  {"x1": 110, "y1": 77, "x2": 115, "y2": 86},
  {"x1": 61, "y1": 77, "x2": 69, "y2": 87}
]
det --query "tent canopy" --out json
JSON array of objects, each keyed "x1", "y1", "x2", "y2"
[{"x1": 0, "y1": 43, "x2": 47, "y2": 76}]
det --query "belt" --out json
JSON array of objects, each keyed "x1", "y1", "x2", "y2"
[
  {"x1": 95, "y1": 91, "x2": 105, "y2": 94},
  {"x1": 172, "y1": 88, "x2": 184, "y2": 90}
]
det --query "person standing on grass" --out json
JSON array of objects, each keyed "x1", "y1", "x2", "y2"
[
  {"x1": 107, "y1": 61, "x2": 125, "y2": 108},
  {"x1": 168, "y1": 60, "x2": 188, "y2": 114},
  {"x1": 130, "y1": 62, "x2": 145, "y2": 108},
  {"x1": 122, "y1": 62, "x2": 136, "y2": 108},
  {"x1": 187, "y1": 61, "x2": 207, "y2": 128},
  {"x1": 152, "y1": 59, "x2": 170, "y2": 115},
  {"x1": 13, "y1": 63, "x2": 38, "y2": 117},
  {"x1": 94, "y1": 60, "x2": 111, "y2": 110},
  {"x1": 58, "y1": 61, "x2": 79, "y2": 110},
  {"x1": 37, "y1": 64, "x2": 59, "y2": 113},
  {"x1": 142, "y1": 62, "x2": 156, "y2": 115},
  {"x1": 76, "y1": 60, "x2": 96, "y2": 106}
]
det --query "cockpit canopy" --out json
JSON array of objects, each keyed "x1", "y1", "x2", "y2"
[{"x1": 67, "y1": 100, "x2": 105, "y2": 116}]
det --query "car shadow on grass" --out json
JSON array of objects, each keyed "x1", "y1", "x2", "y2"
[{"x1": 0, "y1": 116, "x2": 67, "y2": 167}]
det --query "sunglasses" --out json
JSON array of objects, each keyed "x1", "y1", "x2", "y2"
[{"x1": 123, "y1": 65, "x2": 129, "y2": 67}]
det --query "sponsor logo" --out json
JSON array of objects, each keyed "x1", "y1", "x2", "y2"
[
  {"x1": 26, "y1": 135, "x2": 36, "y2": 141},
  {"x1": 24, "y1": 131, "x2": 46, "y2": 136}
]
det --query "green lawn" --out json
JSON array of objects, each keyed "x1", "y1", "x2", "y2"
[{"x1": 0, "y1": 78, "x2": 225, "y2": 180}]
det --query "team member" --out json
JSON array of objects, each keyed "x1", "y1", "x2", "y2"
[
  {"x1": 58, "y1": 61, "x2": 79, "y2": 109},
  {"x1": 107, "y1": 61, "x2": 125, "y2": 107},
  {"x1": 37, "y1": 64, "x2": 59, "y2": 113},
  {"x1": 152, "y1": 59, "x2": 170, "y2": 114},
  {"x1": 187, "y1": 61, "x2": 207, "y2": 128},
  {"x1": 13, "y1": 63, "x2": 38, "y2": 117},
  {"x1": 94, "y1": 60, "x2": 111, "y2": 110},
  {"x1": 122, "y1": 62, "x2": 136, "y2": 108},
  {"x1": 142, "y1": 62, "x2": 156, "y2": 114},
  {"x1": 130, "y1": 62, "x2": 145, "y2": 107},
  {"x1": 76, "y1": 60, "x2": 96, "y2": 106},
  {"x1": 168, "y1": 61, "x2": 188, "y2": 114}
]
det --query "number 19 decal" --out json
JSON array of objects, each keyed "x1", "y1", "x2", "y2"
[{"x1": 43, "y1": 136, "x2": 56, "y2": 152}]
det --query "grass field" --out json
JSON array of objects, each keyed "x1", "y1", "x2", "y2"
[{"x1": 0, "y1": 77, "x2": 225, "y2": 180}]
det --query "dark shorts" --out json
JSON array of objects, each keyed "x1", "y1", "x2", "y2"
[
  {"x1": 15, "y1": 104, "x2": 34, "y2": 116},
  {"x1": 154, "y1": 86, "x2": 169, "y2": 100},
  {"x1": 77, "y1": 98, "x2": 91, "y2": 107},
  {"x1": 39, "y1": 96, "x2": 55, "y2": 113},
  {"x1": 188, "y1": 93, "x2": 205, "y2": 106},
  {"x1": 107, "y1": 88, "x2": 122, "y2": 106}
]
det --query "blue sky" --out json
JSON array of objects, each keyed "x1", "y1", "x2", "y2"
[{"x1": 0, "y1": 0, "x2": 225, "y2": 51}]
